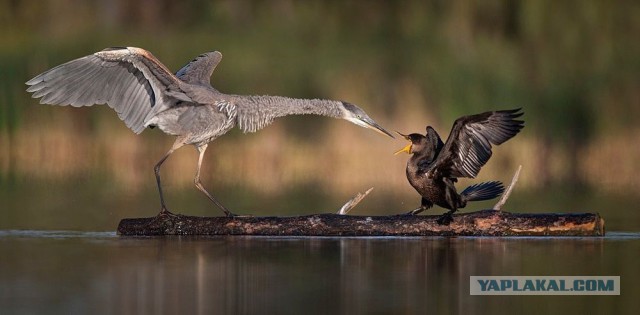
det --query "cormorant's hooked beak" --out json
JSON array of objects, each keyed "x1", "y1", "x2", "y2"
[
  {"x1": 395, "y1": 131, "x2": 410, "y2": 140},
  {"x1": 354, "y1": 116, "x2": 394, "y2": 138},
  {"x1": 394, "y1": 131, "x2": 412, "y2": 155}
]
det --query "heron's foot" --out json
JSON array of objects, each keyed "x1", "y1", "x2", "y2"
[
  {"x1": 222, "y1": 210, "x2": 255, "y2": 218},
  {"x1": 436, "y1": 213, "x2": 454, "y2": 226},
  {"x1": 157, "y1": 207, "x2": 180, "y2": 219},
  {"x1": 147, "y1": 208, "x2": 182, "y2": 228},
  {"x1": 218, "y1": 203, "x2": 255, "y2": 217},
  {"x1": 227, "y1": 213, "x2": 254, "y2": 218},
  {"x1": 221, "y1": 209, "x2": 239, "y2": 217},
  {"x1": 214, "y1": 203, "x2": 241, "y2": 217}
]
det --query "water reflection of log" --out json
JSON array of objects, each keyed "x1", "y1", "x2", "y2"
[{"x1": 117, "y1": 210, "x2": 604, "y2": 236}]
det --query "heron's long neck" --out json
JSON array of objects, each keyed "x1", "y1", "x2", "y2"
[
  {"x1": 232, "y1": 95, "x2": 344, "y2": 133},
  {"x1": 249, "y1": 95, "x2": 343, "y2": 118}
]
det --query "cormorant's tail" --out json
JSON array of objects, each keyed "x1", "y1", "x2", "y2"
[{"x1": 461, "y1": 181, "x2": 504, "y2": 202}]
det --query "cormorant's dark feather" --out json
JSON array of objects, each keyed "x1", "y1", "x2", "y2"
[{"x1": 429, "y1": 108, "x2": 524, "y2": 179}]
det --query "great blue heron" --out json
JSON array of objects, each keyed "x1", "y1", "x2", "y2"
[
  {"x1": 26, "y1": 47, "x2": 393, "y2": 217},
  {"x1": 395, "y1": 108, "x2": 524, "y2": 224}
]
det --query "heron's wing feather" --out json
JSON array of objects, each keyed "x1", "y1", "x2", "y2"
[
  {"x1": 175, "y1": 51, "x2": 222, "y2": 86},
  {"x1": 25, "y1": 47, "x2": 186, "y2": 134},
  {"x1": 431, "y1": 108, "x2": 524, "y2": 178}
]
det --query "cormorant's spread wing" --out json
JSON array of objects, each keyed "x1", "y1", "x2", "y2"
[
  {"x1": 176, "y1": 51, "x2": 222, "y2": 86},
  {"x1": 26, "y1": 47, "x2": 187, "y2": 134},
  {"x1": 431, "y1": 108, "x2": 524, "y2": 178}
]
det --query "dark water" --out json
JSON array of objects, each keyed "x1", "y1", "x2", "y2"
[
  {"x1": 1, "y1": 231, "x2": 638, "y2": 315},
  {"x1": 2, "y1": 177, "x2": 639, "y2": 314}
]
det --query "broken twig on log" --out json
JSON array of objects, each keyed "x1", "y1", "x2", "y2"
[
  {"x1": 117, "y1": 210, "x2": 604, "y2": 237},
  {"x1": 338, "y1": 187, "x2": 374, "y2": 215},
  {"x1": 493, "y1": 165, "x2": 522, "y2": 211}
]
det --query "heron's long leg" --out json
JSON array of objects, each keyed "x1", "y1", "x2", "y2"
[
  {"x1": 194, "y1": 144, "x2": 236, "y2": 217},
  {"x1": 154, "y1": 139, "x2": 186, "y2": 215}
]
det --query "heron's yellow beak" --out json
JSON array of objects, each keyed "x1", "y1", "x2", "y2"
[{"x1": 394, "y1": 143, "x2": 412, "y2": 155}]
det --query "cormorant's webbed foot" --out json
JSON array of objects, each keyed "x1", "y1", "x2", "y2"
[
  {"x1": 399, "y1": 207, "x2": 426, "y2": 216},
  {"x1": 406, "y1": 208, "x2": 425, "y2": 215},
  {"x1": 436, "y1": 213, "x2": 454, "y2": 225}
]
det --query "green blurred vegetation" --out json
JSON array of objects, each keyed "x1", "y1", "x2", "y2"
[
  {"x1": 3, "y1": 1, "x2": 638, "y2": 124},
  {"x1": 1, "y1": 0, "x2": 639, "y2": 225}
]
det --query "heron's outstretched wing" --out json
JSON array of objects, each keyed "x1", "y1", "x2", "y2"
[
  {"x1": 430, "y1": 108, "x2": 524, "y2": 178},
  {"x1": 175, "y1": 51, "x2": 222, "y2": 86},
  {"x1": 26, "y1": 47, "x2": 188, "y2": 134}
]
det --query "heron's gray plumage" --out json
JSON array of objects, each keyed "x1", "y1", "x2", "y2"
[
  {"x1": 232, "y1": 95, "x2": 343, "y2": 133},
  {"x1": 25, "y1": 46, "x2": 393, "y2": 216},
  {"x1": 26, "y1": 47, "x2": 187, "y2": 134}
]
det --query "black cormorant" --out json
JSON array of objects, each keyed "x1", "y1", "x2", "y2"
[{"x1": 395, "y1": 108, "x2": 524, "y2": 225}]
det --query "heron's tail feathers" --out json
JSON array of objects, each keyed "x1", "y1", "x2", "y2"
[{"x1": 461, "y1": 181, "x2": 504, "y2": 202}]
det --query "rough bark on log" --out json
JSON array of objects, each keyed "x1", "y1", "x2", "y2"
[{"x1": 117, "y1": 210, "x2": 604, "y2": 236}]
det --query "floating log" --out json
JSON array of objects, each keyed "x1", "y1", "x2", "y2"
[{"x1": 117, "y1": 210, "x2": 604, "y2": 236}]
